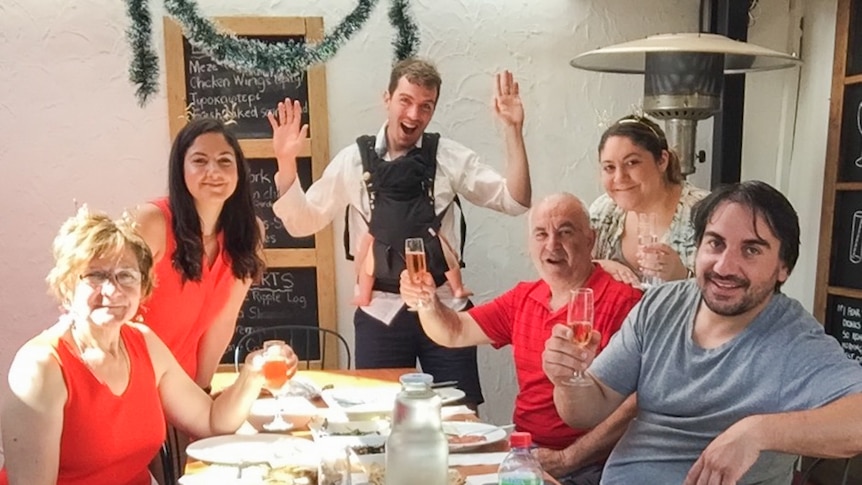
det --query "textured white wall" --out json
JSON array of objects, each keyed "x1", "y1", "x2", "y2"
[{"x1": 0, "y1": 0, "x2": 834, "y2": 447}]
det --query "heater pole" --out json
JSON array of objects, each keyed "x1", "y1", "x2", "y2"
[{"x1": 709, "y1": 0, "x2": 751, "y2": 188}]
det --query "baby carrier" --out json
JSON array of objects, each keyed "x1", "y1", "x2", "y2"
[{"x1": 344, "y1": 132, "x2": 466, "y2": 293}]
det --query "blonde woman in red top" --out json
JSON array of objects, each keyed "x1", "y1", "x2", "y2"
[{"x1": 0, "y1": 208, "x2": 293, "y2": 485}]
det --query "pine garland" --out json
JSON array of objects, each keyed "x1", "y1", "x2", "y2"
[
  {"x1": 124, "y1": 0, "x2": 160, "y2": 106},
  {"x1": 125, "y1": 0, "x2": 421, "y2": 105},
  {"x1": 389, "y1": 0, "x2": 419, "y2": 61}
]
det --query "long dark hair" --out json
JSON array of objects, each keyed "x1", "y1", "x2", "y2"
[{"x1": 167, "y1": 118, "x2": 265, "y2": 283}]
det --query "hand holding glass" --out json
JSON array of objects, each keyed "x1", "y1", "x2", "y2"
[
  {"x1": 260, "y1": 340, "x2": 297, "y2": 431},
  {"x1": 637, "y1": 213, "x2": 662, "y2": 289},
  {"x1": 405, "y1": 238, "x2": 429, "y2": 310},
  {"x1": 564, "y1": 288, "x2": 595, "y2": 387}
]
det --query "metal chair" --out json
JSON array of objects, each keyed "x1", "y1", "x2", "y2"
[{"x1": 233, "y1": 325, "x2": 351, "y2": 371}]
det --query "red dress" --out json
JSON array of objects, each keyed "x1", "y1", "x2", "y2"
[
  {"x1": 0, "y1": 324, "x2": 165, "y2": 485},
  {"x1": 139, "y1": 197, "x2": 236, "y2": 379}
]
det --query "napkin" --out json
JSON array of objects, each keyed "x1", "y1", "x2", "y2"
[{"x1": 441, "y1": 405, "x2": 476, "y2": 419}]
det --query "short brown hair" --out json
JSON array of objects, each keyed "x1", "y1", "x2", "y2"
[
  {"x1": 47, "y1": 206, "x2": 155, "y2": 305},
  {"x1": 388, "y1": 58, "x2": 442, "y2": 100},
  {"x1": 598, "y1": 115, "x2": 683, "y2": 185}
]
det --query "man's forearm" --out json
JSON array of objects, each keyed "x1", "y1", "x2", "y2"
[
  {"x1": 748, "y1": 393, "x2": 862, "y2": 458},
  {"x1": 560, "y1": 394, "x2": 638, "y2": 472},
  {"x1": 553, "y1": 373, "x2": 624, "y2": 429},
  {"x1": 418, "y1": 297, "x2": 469, "y2": 347},
  {"x1": 502, "y1": 124, "x2": 531, "y2": 207}
]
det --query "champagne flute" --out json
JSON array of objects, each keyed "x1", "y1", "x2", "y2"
[
  {"x1": 405, "y1": 238, "x2": 428, "y2": 311},
  {"x1": 637, "y1": 212, "x2": 662, "y2": 289},
  {"x1": 564, "y1": 288, "x2": 594, "y2": 387},
  {"x1": 261, "y1": 340, "x2": 296, "y2": 431}
]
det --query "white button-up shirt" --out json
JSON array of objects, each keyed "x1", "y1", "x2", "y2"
[{"x1": 273, "y1": 123, "x2": 528, "y2": 323}]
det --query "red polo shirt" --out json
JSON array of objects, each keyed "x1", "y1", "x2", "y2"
[{"x1": 468, "y1": 265, "x2": 642, "y2": 449}]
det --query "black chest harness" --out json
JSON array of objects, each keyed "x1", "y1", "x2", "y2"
[{"x1": 343, "y1": 133, "x2": 466, "y2": 293}]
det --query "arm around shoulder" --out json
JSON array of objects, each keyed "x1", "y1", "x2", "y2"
[{"x1": 1, "y1": 343, "x2": 67, "y2": 485}]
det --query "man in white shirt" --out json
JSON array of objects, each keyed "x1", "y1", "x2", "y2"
[{"x1": 267, "y1": 58, "x2": 531, "y2": 407}]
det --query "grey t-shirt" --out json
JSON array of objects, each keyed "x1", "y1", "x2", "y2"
[{"x1": 591, "y1": 280, "x2": 862, "y2": 485}]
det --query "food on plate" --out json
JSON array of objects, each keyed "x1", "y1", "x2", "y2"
[
  {"x1": 446, "y1": 434, "x2": 487, "y2": 445},
  {"x1": 256, "y1": 465, "x2": 317, "y2": 484},
  {"x1": 365, "y1": 464, "x2": 465, "y2": 485}
]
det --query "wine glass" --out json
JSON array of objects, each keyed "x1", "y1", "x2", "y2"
[
  {"x1": 564, "y1": 288, "x2": 594, "y2": 387},
  {"x1": 405, "y1": 238, "x2": 428, "y2": 311},
  {"x1": 261, "y1": 340, "x2": 296, "y2": 431},
  {"x1": 637, "y1": 212, "x2": 662, "y2": 289}
]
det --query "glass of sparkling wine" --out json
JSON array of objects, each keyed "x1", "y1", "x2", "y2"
[
  {"x1": 565, "y1": 288, "x2": 594, "y2": 387},
  {"x1": 637, "y1": 212, "x2": 662, "y2": 289},
  {"x1": 261, "y1": 340, "x2": 296, "y2": 431},
  {"x1": 405, "y1": 238, "x2": 428, "y2": 311}
]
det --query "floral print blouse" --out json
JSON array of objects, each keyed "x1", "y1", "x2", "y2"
[{"x1": 589, "y1": 182, "x2": 710, "y2": 274}]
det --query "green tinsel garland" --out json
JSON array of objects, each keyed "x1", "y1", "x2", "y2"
[
  {"x1": 124, "y1": 0, "x2": 160, "y2": 106},
  {"x1": 124, "y1": 0, "x2": 421, "y2": 105}
]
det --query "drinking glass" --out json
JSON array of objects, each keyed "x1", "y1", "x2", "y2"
[
  {"x1": 260, "y1": 340, "x2": 296, "y2": 431},
  {"x1": 637, "y1": 212, "x2": 662, "y2": 289},
  {"x1": 564, "y1": 288, "x2": 594, "y2": 387},
  {"x1": 405, "y1": 238, "x2": 428, "y2": 311}
]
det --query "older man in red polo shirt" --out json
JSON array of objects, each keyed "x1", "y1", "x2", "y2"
[{"x1": 400, "y1": 192, "x2": 641, "y2": 485}]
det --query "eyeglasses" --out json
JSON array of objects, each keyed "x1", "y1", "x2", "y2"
[{"x1": 79, "y1": 268, "x2": 142, "y2": 288}]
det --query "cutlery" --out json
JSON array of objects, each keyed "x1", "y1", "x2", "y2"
[{"x1": 430, "y1": 380, "x2": 458, "y2": 389}]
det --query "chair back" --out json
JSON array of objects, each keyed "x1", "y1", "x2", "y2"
[{"x1": 233, "y1": 325, "x2": 351, "y2": 371}]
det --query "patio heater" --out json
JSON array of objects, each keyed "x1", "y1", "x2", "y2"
[{"x1": 569, "y1": 33, "x2": 801, "y2": 177}]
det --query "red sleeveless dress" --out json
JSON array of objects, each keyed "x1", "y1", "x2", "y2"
[
  {"x1": 0, "y1": 324, "x2": 165, "y2": 485},
  {"x1": 139, "y1": 197, "x2": 235, "y2": 379}
]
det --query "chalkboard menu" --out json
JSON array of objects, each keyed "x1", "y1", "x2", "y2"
[
  {"x1": 826, "y1": 295, "x2": 862, "y2": 363},
  {"x1": 223, "y1": 267, "x2": 319, "y2": 363},
  {"x1": 250, "y1": 157, "x2": 314, "y2": 249},
  {"x1": 183, "y1": 37, "x2": 310, "y2": 139},
  {"x1": 847, "y1": 0, "x2": 862, "y2": 76},
  {"x1": 829, "y1": 191, "x2": 862, "y2": 289},
  {"x1": 839, "y1": 84, "x2": 862, "y2": 182}
]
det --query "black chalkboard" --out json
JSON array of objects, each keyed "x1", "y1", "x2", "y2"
[
  {"x1": 838, "y1": 84, "x2": 862, "y2": 182},
  {"x1": 829, "y1": 191, "x2": 862, "y2": 289},
  {"x1": 223, "y1": 267, "x2": 319, "y2": 363},
  {"x1": 250, "y1": 157, "x2": 314, "y2": 249},
  {"x1": 847, "y1": 0, "x2": 862, "y2": 76},
  {"x1": 183, "y1": 37, "x2": 310, "y2": 139},
  {"x1": 825, "y1": 295, "x2": 862, "y2": 364}
]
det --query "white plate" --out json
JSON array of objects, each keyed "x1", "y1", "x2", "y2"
[
  {"x1": 442, "y1": 422, "x2": 507, "y2": 452},
  {"x1": 185, "y1": 434, "x2": 318, "y2": 468},
  {"x1": 320, "y1": 387, "x2": 467, "y2": 419},
  {"x1": 308, "y1": 418, "x2": 391, "y2": 439}
]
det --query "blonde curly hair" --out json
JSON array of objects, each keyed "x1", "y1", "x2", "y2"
[{"x1": 46, "y1": 206, "x2": 155, "y2": 305}]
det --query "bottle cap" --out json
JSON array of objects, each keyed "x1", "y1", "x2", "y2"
[
  {"x1": 509, "y1": 431, "x2": 532, "y2": 448},
  {"x1": 399, "y1": 372, "x2": 433, "y2": 390}
]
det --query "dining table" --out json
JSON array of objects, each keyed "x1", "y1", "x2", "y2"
[{"x1": 185, "y1": 365, "x2": 562, "y2": 484}]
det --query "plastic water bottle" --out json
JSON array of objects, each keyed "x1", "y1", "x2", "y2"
[
  {"x1": 385, "y1": 373, "x2": 448, "y2": 485},
  {"x1": 498, "y1": 432, "x2": 544, "y2": 485}
]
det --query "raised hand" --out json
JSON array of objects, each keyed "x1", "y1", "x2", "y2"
[
  {"x1": 494, "y1": 70, "x2": 524, "y2": 129},
  {"x1": 637, "y1": 243, "x2": 687, "y2": 282},
  {"x1": 267, "y1": 98, "x2": 309, "y2": 191},
  {"x1": 542, "y1": 324, "x2": 600, "y2": 387}
]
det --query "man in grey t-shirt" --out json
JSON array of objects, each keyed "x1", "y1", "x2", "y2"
[{"x1": 542, "y1": 181, "x2": 862, "y2": 485}]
